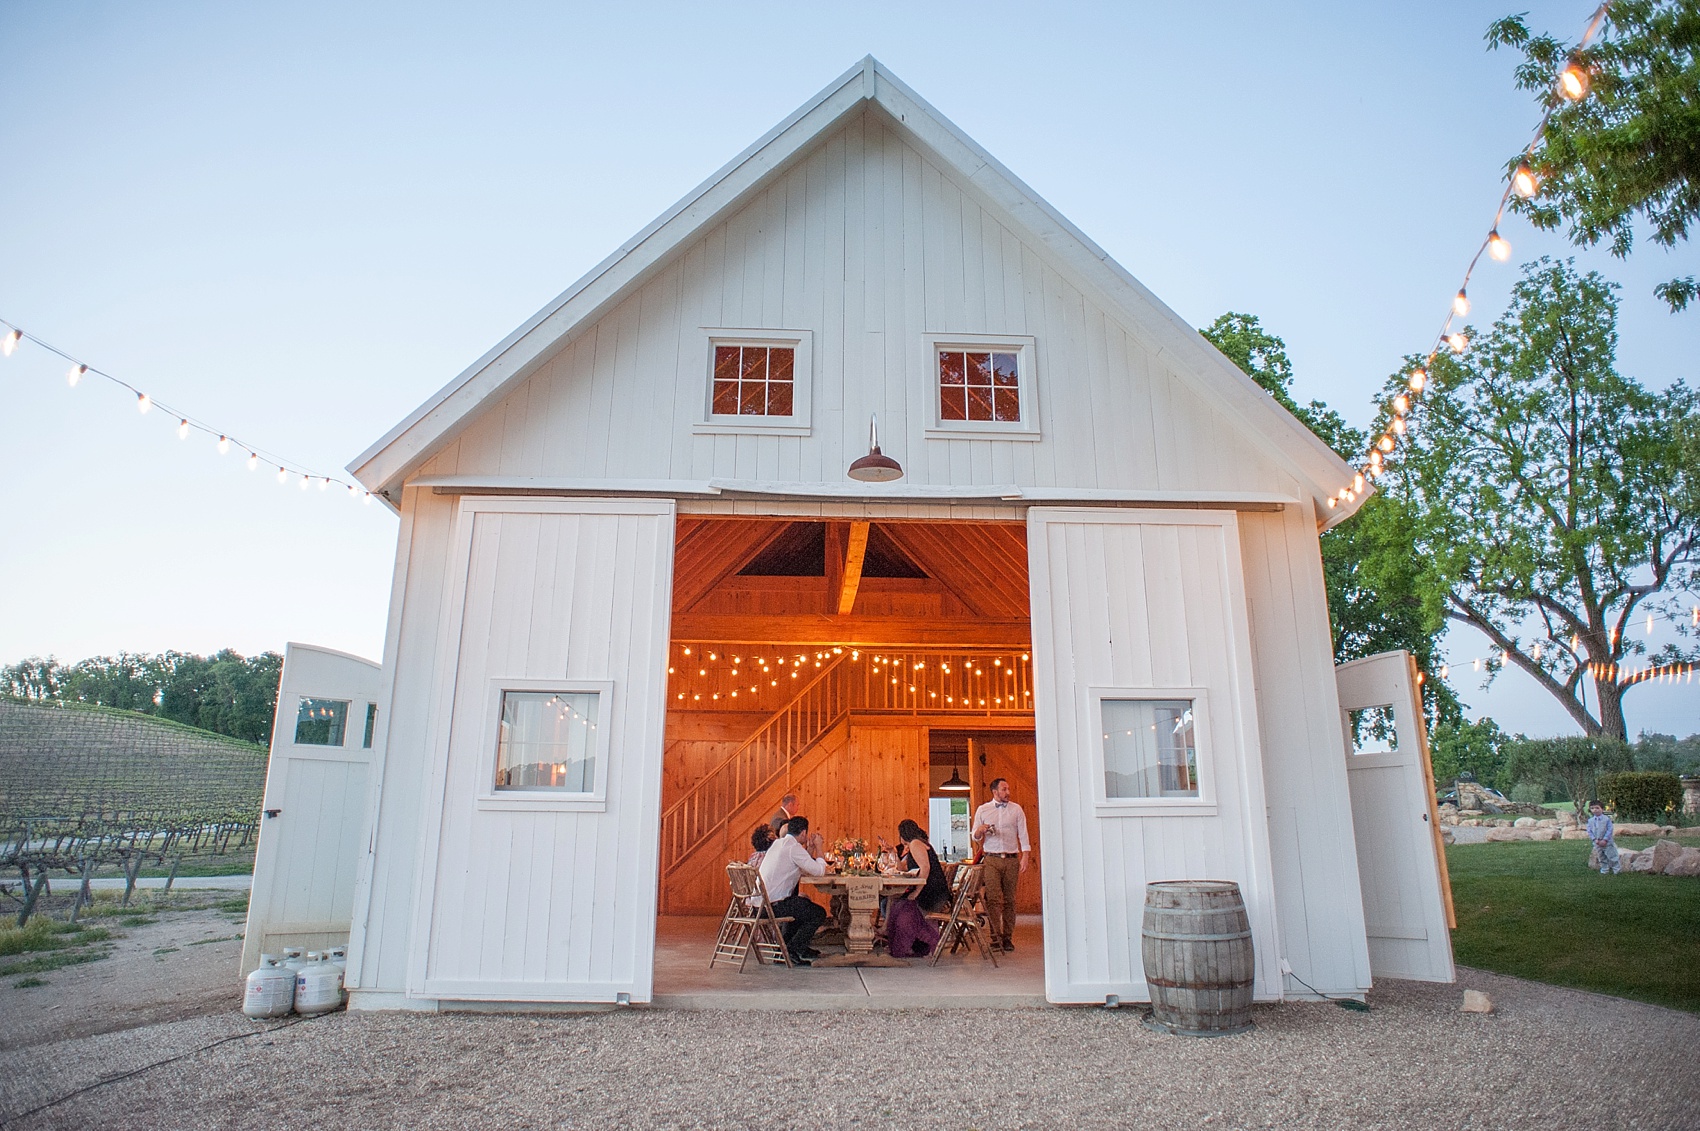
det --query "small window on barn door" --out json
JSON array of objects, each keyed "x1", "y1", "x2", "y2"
[
  {"x1": 697, "y1": 329, "x2": 813, "y2": 435},
  {"x1": 294, "y1": 697, "x2": 349, "y2": 746},
  {"x1": 1100, "y1": 698, "x2": 1200, "y2": 800},
  {"x1": 923, "y1": 333, "x2": 1039, "y2": 438},
  {"x1": 493, "y1": 690, "x2": 601, "y2": 793}
]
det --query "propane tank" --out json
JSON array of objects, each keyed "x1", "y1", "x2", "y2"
[
  {"x1": 243, "y1": 954, "x2": 295, "y2": 1018},
  {"x1": 294, "y1": 952, "x2": 343, "y2": 1015},
  {"x1": 326, "y1": 946, "x2": 349, "y2": 1004},
  {"x1": 279, "y1": 947, "x2": 307, "y2": 974}
]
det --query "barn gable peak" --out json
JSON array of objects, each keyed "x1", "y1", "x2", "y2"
[{"x1": 351, "y1": 57, "x2": 1358, "y2": 523}]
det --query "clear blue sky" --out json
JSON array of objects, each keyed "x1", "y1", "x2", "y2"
[{"x1": 1, "y1": 1, "x2": 1692, "y2": 738}]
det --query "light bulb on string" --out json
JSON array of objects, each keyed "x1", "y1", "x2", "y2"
[
  {"x1": 1377, "y1": 434, "x2": 1395, "y2": 453},
  {"x1": 1446, "y1": 332, "x2": 1468, "y2": 353},
  {"x1": 217, "y1": 435, "x2": 230, "y2": 455},
  {"x1": 1452, "y1": 290, "x2": 1470, "y2": 317},
  {"x1": 363, "y1": 492, "x2": 374, "y2": 505},
  {"x1": 1558, "y1": 59, "x2": 1589, "y2": 100},
  {"x1": 1408, "y1": 368, "x2": 1427, "y2": 393},
  {"x1": 177, "y1": 419, "x2": 190, "y2": 440},
  {"x1": 1512, "y1": 164, "x2": 1538, "y2": 199},
  {"x1": 136, "y1": 392, "x2": 151, "y2": 413},
  {"x1": 68, "y1": 364, "x2": 86, "y2": 387},
  {"x1": 247, "y1": 452, "x2": 259, "y2": 471},
  {"x1": 277, "y1": 466, "x2": 288, "y2": 484},
  {"x1": 1487, "y1": 230, "x2": 1511, "y2": 261},
  {"x1": 2, "y1": 329, "x2": 20, "y2": 356},
  {"x1": 1393, "y1": 394, "x2": 1409, "y2": 415},
  {"x1": 1392, "y1": 416, "x2": 1406, "y2": 435},
  {"x1": 1353, "y1": 473, "x2": 1365, "y2": 492},
  {"x1": 319, "y1": 477, "x2": 330, "y2": 491}
]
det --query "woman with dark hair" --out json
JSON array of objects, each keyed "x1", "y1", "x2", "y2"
[
  {"x1": 747, "y1": 824, "x2": 774, "y2": 867},
  {"x1": 885, "y1": 818, "x2": 948, "y2": 958}
]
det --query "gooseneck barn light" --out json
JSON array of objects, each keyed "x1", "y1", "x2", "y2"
[{"x1": 846, "y1": 413, "x2": 903, "y2": 482}]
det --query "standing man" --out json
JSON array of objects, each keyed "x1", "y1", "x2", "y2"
[
  {"x1": 758, "y1": 816, "x2": 827, "y2": 964},
  {"x1": 971, "y1": 777, "x2": 1030, "y2": 952},
  {"x1": 769, "y1": 792, "x2": 800, "y2": 837}
]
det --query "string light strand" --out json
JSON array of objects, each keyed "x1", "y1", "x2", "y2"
[{"x1": 0, "y1": 316, "x2": 377, "y2": 504}]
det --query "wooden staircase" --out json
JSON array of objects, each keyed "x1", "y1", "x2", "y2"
[{"x1": 659, "y1": 654, "x2": 853, "y2": 877}]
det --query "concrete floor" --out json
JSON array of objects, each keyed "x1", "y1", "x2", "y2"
[{"x1": 652, "y1": 913, "x2": 1046, "y2": 1008}]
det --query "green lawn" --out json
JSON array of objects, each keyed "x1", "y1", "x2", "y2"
[{"x1": 1447, "y1": 839, "x2": 1700, "y2": 1013}]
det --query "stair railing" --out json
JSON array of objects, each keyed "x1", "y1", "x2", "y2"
[{"x1": 660, "y1": 654, "x2": 853, "y2": 875}]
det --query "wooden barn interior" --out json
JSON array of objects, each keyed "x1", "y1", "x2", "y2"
[{"x1": 659, "y1": 516, "x2": 1041, "y2": 918}]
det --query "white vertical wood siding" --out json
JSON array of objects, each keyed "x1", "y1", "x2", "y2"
[
  {"x1": 1028, "y1": 508, "x2": 1282, "y2": 1004},
  {"x1": 402, "y1": 497, "x2": 674, "y2": 1002},
  {"x1": 242, "y1": 644, "x2": 381, "y2": 974},
  {"x1": 1337, "y1": 652, "x2": 1455, "y2": 983},
  {"x1": 417, "y1": 106, "x2": 1300, "y2": 501},
  {"x1": 1236, "y1": 508, "x2": 1374, "y2": 997}
]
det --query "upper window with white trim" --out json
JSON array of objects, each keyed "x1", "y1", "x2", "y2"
[
  {"x1": 697, "y1": 329, "x2": 813, "y2": 435},
  {"x1": 923, "y1": 333, "x2": 1039, "y2": 438}
]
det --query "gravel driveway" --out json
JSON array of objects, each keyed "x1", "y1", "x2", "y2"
[{"x1": 3, "y1": 969, "x2": 1695, "y2": 1130}]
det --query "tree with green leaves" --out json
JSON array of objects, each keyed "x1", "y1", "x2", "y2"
[
  {"x1": 1430, "y1": 716, "x2": 1514, "y2": 792},
  {"x1": 1381, "y1": 258, "x2": 1699, "y2": 741},
  {"x1": 1202, "y1": 313, "x2": 1460, "y2": 723},
  {"x1": 1489, "y1": 1, "x2": 1700, "y2": 311},
  {"x1": 1506, "y1": 735, "x2": 1635, "y2": 816}
]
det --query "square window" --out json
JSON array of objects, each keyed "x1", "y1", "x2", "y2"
[
  {"x1": 294, "y1": 697, "x2": 349, "y2": 746},
  {"x1": 1347, "y1": 705, "x2": 1398, "y2": 756},
  {"x1": 925, "y1": 335, "x2": 1037, "y2": 437},
  {"x1": 493, "y1": 690, "x2": 600, "y2": 793},
  {"x1": 1101, "y1": 699, "x2": 1198, "y2": 799},
  {"x1": 699, "y1": 331, "x2": 812, "y2": 434}
]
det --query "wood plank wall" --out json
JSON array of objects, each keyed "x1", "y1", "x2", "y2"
[{"x1": 416, "y1": 106, "x2": 1300, "y2": 500}]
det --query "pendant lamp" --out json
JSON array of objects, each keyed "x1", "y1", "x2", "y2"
[
  {"x1": 939, "y1": 749, "x2": 970, "y2": 792},
  {"x1": 847, "y1": 413, "x2": 903, "y2": 482}
]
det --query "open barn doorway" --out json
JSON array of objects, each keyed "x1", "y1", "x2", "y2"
[{"x1": 650, "y1": 516, "x2": 1045, "y2": 1004}]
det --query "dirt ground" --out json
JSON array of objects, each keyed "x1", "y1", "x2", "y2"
[
  {"x1": 2, "y1": 909, "x2": 1697, "y2": 1130},
  {"x1": 0, "y1": 896, "x2": 247, "y2": 1051}
]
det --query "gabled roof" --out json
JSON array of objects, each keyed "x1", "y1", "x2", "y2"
[{"x1": 351, "y1": 57, "x2": 1365, "y2": 527}]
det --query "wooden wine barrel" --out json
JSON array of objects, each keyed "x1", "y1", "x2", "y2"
[{"x1": 1141, "y1": 880, "x2": 1255, "y2": 1037}]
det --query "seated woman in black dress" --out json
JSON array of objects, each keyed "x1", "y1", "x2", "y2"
[{"x1": 885, "y1": 818, "x2": 949, "y2": 957}]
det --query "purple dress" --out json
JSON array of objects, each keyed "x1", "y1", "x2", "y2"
[{"x1": 886, "y1": 844, "x2": 946, "y2": 957}]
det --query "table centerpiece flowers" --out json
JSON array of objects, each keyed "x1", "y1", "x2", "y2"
[{"x1": 824, "y1": 837, "x2": 884, "y2": 875}]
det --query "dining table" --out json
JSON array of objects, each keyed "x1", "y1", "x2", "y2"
[{"x1": 798, "y1": 872, "x2": 924, "y2": 967}]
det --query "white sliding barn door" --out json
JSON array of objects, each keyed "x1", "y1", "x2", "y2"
[
  {"x1": 407, "y1": 497, "x2": 674, "y2": 1003},
  {"x1": 1028, "y1": 508, "x2": 1281, "y2": 1004},
  {"x1": 1336, "y1": 651, "x2": 1455, "y2": 983},
  {"x1": 242, "y1": 644, "x2": 381, "y2": 974}
]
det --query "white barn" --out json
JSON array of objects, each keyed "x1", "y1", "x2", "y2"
[{"x1": 333, "y1": 58, "x2": 1452, "y2": 1009}]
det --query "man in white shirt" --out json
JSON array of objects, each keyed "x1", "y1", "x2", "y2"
[
  {"x1": 757, "y1": 816, "x2": 827, "y2": 964},
  {"x1": 971, "y1": 778, "x2": 1030, "y2": 952}
]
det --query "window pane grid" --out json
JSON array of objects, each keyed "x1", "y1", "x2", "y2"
[
  {"x1": 1102, "y1": 699, "x2": 1198, "y2": 799},
  {"x1": 711, "y1": 345, "x2": 796, "y2": 418},
  {"x1": 494, "y1": 691, "x2": 599, "y2": 792},
  {"x1": 938, "y1": 350, "x2": 1020, "y2": 422}
]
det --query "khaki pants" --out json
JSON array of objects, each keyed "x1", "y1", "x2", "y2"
[{"x1": 982, "y1": 853, "x2": 1020, "y2": 944}]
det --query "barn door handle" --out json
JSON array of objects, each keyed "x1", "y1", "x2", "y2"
[
  {"x1": 264, "y1": 809, "x2": 282, "y2": 819},
  {"x1": 1420, "y1": 812, "x2": 1429, "y2": 822}
]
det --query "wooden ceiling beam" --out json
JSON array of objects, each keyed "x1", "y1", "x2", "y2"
[
  {"x1": 837, "y1": 521, "x2": 870, "y2": 615},
  {"x1": 672, "y1": 521, "x2": 793, "y2": 612},
  {"x1": 876, "y1": 522, "x2": 992, "y2": 617},
  {"x1": 670, "y1": 613, "x2": 1030, "y2": 648}
]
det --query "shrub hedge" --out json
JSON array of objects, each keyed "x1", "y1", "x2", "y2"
[{"x1": 1598, "y1": 771, "x2": 1683, "y2": 823}]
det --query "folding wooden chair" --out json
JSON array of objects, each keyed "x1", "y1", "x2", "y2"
[
  {"x1": 926, "y1": 862, "x2": 998, "y2": 967},
  {"x1": 710, "y1": 862, "x2": 795, "y2": 971}
]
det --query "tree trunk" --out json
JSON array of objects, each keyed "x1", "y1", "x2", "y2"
[{"x1": 1594, "y1": 675, "x2": 1628, "y2": 743}]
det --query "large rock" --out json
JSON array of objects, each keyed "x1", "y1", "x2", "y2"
[
  {"x1": 1441, "y1": 813, "x2": 1460, "y2": 826},
  {"x1": 1664, "y1": 849, "x2": 1700, "y2": 877},
  {"x1": 1461, "y1": 819, "x2": 1482, "y2": 827},
  {"x1": 1440, "y1": 828, "x2": 1456, "y2": 846},
  {"x1": 1529, "y1": 829, "x2": 1560, "y2": 842},
  {"x1": 1462, "y1": 989, "x2": 1494, "y2": 1014},
  {"x1": 1458, "y1": 809, "x2": 1484, "y2": 818},
  {"x1": 1487, "y1": 827, "x2": 1533, "y2": 842},
  {"x1": 1616, "y1": 823, "x2": 1671, "y2": 838},
  {"x1": 1556, "y1": 810, "x2": 1578, "y2": 827},
  {"x1": 1641, "y1": 840, "x2": 1685, "y2": 873},
  {"x1": 1514, "y1": 816, "x2": 1538, "y2": 828},
  {"x1": 1562, "y1": 829, "x2": 1590, "y2": 840},
  {"x1": 1628, "y1": 849, "x2": 1659, "y2": 873},
  {"x1": 1536, "y1": 819, "x2": 1559, "y2": 828}
]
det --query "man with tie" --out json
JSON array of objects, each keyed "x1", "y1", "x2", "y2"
[{"x1": 970, "y1": 777, "x2": 1030, "y2": 952}]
